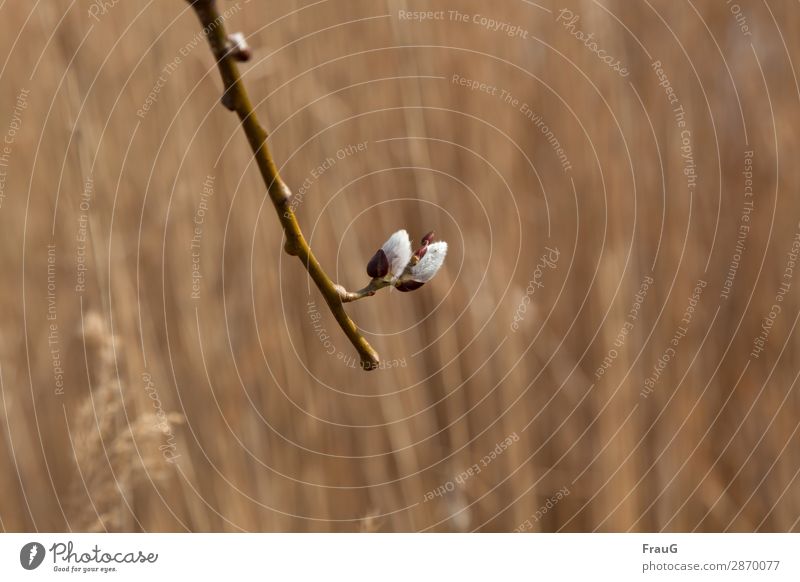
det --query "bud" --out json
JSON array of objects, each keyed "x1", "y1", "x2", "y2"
[
  {"x1": 227, "y1": 32, "x2": 252, "y2": 62},
  {"x1": 366, "y1": 248, "x2": 389, "y2": 278},
  {"x1": 362, "y1": 229, "x2": 447, "y2": 294},
  {"x1": 406, "y1": 241, "x2": 447, "y2": 284},
  {"x1": 376, "y1": 230, "x2": 413, "y2": 281}
]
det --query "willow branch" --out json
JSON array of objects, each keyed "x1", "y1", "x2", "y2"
[{"x1": 186, "y1": 0, "x2": 379, "y2": 369}]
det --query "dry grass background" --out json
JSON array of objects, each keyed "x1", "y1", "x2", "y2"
[{"x1": 1, "y1": 0, "x2": 799, "y2": 532}]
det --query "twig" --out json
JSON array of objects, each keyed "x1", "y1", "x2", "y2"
[
  {"x1": 185, "y1": 0, "x2": 379, "y2": 369},
  {"x1": 337, "y1": 279, "x2": 392, "y2": 303}
]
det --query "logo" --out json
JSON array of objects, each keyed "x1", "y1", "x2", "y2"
[{"x1": 20, "y1": 542, "x2": 46, "y2": 570}]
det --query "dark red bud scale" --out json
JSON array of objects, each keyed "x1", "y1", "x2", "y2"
[
  {"x1": 396, "y1": 280, "x2": 425, "y2": 292},
  {"x1": 366, "y1": 248, "x2": 389, "y2": 278},
  {"x1": 232, "y1": 46, "x2": 252, "y2": 62},
  {"x1": 413, "y1": 230, "x2": 435, "y2": 260}
]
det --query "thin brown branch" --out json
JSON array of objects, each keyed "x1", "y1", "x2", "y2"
[{"x1": 186, "y1": 0, "x2": 379, "y2": 369}]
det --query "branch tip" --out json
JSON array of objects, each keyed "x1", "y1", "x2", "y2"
[{"x1": 186, "y1": 0, "x2": 380, "y2": 370}]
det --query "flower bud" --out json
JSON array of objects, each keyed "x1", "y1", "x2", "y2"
[
  {"x1": 379, "y1": 230, "x2": 413, "y2": 281},
  {"x1": 227, "y1": 32, "x2": 252, "y2": 62},
  {"x1": 365, "y1": 229, "x2": 446, "y2": 293},
  {"x1": 408, "y1": 241, "x2": 447, "y2": 283},
  {"x1": 366, "y1": 248, "x2": 389, "y2": 278}
]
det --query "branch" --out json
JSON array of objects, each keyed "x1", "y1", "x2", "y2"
[
  {"x1": 186, "y1": 0, "x2": 379, "y2": 370},
  {"x1": 337, "y1": 279, "x2": 391, "y2": 303}
]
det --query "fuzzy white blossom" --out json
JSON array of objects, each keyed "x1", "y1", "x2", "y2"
[
  {"x1": 380, "y1": 229, "x2": 413, "y2": 280},
  {"x1": 408, "y1": 241, "x2": 447, "y2": 282}
]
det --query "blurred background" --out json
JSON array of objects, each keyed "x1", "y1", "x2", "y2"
[{"x1": 1, "y1": 0, "x2": 799, "y2": 532}]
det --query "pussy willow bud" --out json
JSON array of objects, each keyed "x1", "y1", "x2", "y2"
[
  {"x1": 404, "y1": 241, "x2": 447, "y2": 285},
  {"x1": 366, "y1": 248, "x2": 389, "y2": 278},
  {"x1": 227, "y1": 32, "x2": 252, "y2": 62},
  {"x1": 362, "y1": 229, "x2": 446, "y2": 294},
  {"x1": 379, "y1": 230, "x2": 413, "y2": 280}
]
